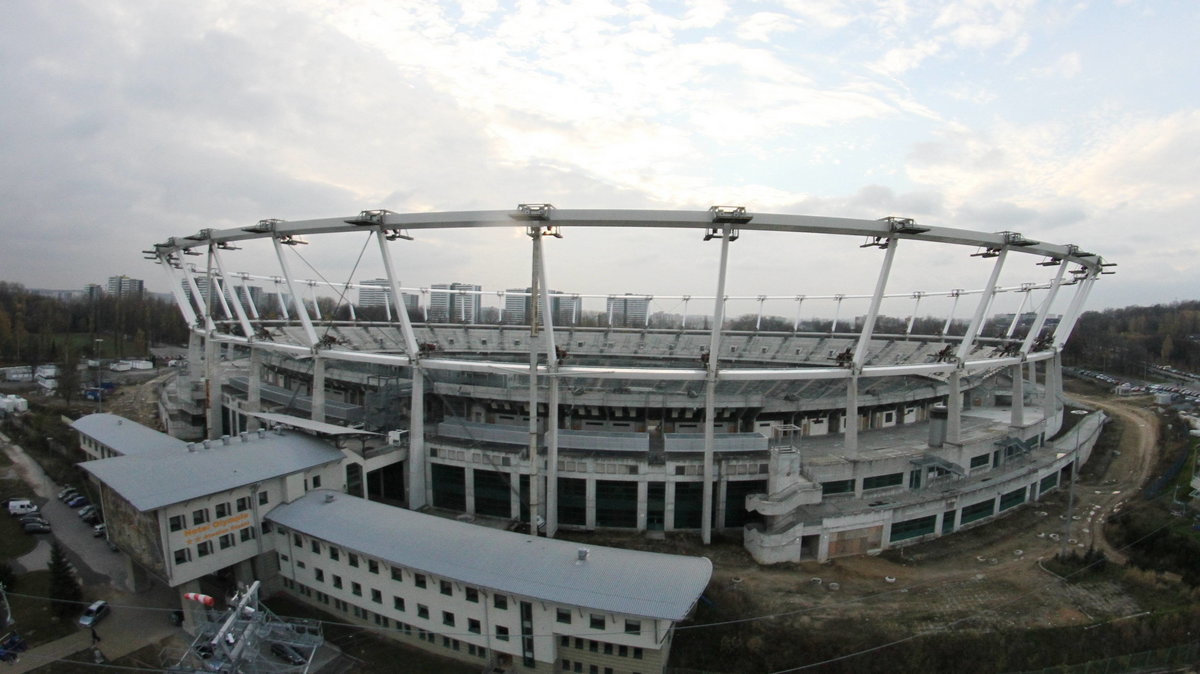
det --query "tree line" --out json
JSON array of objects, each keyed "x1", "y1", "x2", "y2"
[
  {"x1": 1062, "y1": 300, "x2": 1200, "y2": 376},
  {"x1": 0, "y1": 281, "x2": 189, "y2": 368}
]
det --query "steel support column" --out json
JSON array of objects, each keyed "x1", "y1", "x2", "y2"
[
  {"x1": 956, "y1": 249, "x2": 1009, "y2": 362},
  {"x1": 846, "y1": 238, "x2": 899, "y2": 452},
  {"x1": 535, "y1": 229, "x2": 561, "y2": 538},
  {"x1": 703, "y1": 224, "x2": 734, "y2": 545},
  {"x1": 271, "y1": 236, "x2": 318, "y2": 347},
  {"x1": 211, "y1": 245, "x2": 254, "y2": 339}
]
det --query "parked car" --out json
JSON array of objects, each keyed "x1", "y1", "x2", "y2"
[
  {"x1": 8, "y1": 501, "x2": 38, "y2": 517},
  {"x1": 82, "y1": 511, "x2": 101, "y2": 526},
  {"x1": 22, "y1": 522, "x2": 50, "y2": 534},
  {"x1": 57, "y1": 487, "x2": 78, "y2": 501},
  {"x1": 78, "y1": 505, "x2": 98, "y2": 519},
  {"x1": 78, "y1": 600, "x2": 110, "y2": 627},
  {"x1": 65, "y1": 495, "x2": 89, "y2": 508},
  {"x1": 19, "y1": 515, "x2": 49, "y2": 527},
  {"x1": 270, "y1": 643, "x2": 306, "y2": 665}
]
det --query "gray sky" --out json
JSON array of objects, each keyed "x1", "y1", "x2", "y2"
[{"x1": 2, "y1": 1, "x2": 1197, "y2": 322}]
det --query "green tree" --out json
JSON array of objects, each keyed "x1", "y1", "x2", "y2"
[{"x1": 47, "y1": 541, "x2": 81, "y2": 617}]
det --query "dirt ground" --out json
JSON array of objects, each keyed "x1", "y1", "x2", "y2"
[{"x1": 571, "y1": 385, "x2": 1168, "y2": 636}]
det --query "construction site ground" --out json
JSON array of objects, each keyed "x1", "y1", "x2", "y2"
[{"x1": 564, "y1": 382, "x2": 1173, "y2": 639}]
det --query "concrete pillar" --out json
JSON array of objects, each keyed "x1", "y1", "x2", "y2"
[
  {"x1": 636, "y1": 480, "x2": 648, "y2": 531},
  {"x1": 1010, "y1": 363, "x2": 1024, "y2": 428},
  {"x1": 584, "y1": 478, "x2": 597, "y2": 529},
  {"x1": 947, "y1": 371, "x2": 962, "y2": 444},
  {"x1": 247, "y1": 348, "x2": 261, "y2": 431},
  {"x1": 844, "y1": 374, "x2": 859, "y2": 451},
  {"x1": 205, "y1": 336, "x2": 221, "y2": 440},
  {"x1": 311, "y1": 356, "x2": 326, "y2": 424},
  {"x1": 464, "y1": 466, "x2": 476, "y2": 515},
  {"x1": 664, "y1": 481, "x2": 677, "y2": 532},
  {"x1": 409, "y1": 371, "x2": 427, "y2": 509}
]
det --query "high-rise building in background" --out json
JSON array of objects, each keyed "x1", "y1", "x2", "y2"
[
  {"x1": 429, "y1": 283, "x2": 481, "y2": 323},
  {"x1": 607, "y1": 294, "x2": 650, "y2": 327},
  {"x1": 358, "y1": 279, "x2": 390, "y2": 308},
  {"x1": 106, "y1": 275, "x2": 144, "y2": 298},
  {"x1": 504, "y1": 288, "x2": 577, "y2": 326}
]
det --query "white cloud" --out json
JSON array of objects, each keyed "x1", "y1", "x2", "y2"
[
  {"x1": 1032, "y1": 51, "x2": 1082, "y2": 78},
  {"x1": 870, "y1": 39, "x2": 942, "y2": 76},
  {"x1": 736, "y1": 12, "x2": 799, "y2": 42}
]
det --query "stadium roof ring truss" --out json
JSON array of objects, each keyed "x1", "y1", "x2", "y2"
[{"x1": 149, "y1": 206, "x2": 1112, "y2": 385}]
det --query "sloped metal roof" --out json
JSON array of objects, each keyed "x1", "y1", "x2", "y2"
[
  {"x1": 70, "y1": 413, "x2": 188, "y2": 456},
  {"x1": 267, "y1": 490, "x2": 712, "y2": 621},
  {"x1": 81, "y1": 430, "x2": 342, "y2": 511}
]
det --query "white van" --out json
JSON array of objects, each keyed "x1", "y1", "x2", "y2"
[{"x1": 8, "y1": 500, "x2": 38, "y2": 516}]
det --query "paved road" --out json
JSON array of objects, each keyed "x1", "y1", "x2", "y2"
[{"x1": 0, "y1": 433, "x2": 183, "y2": 670}]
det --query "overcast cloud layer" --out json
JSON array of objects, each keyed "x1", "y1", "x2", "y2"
[{"x1": 2, "y1": 0, "x2": 1197, "y2": 320}]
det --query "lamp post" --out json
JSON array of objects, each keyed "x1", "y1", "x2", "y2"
[{"x1": 93, "y1": 339, "x2": 104, "y2": 413}]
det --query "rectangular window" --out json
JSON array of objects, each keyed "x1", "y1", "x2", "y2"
[
  {"x1": 391, "y1": 566, "x2": 403, "y2": 581},
  {"x1": 393, "y1": 596, "x2": 405, "y2": 611},
  {"x1": 352, "y1": 582, "x2": 362, "y2": 597},
  {"x1": 557, "y1": 609, "x2": 572, "y2": 624},
  {"x1": 315, "y1": 569, "x2": 324, "y2": 583},
  {"x1": 970, "y1": 454, "x2": 991, "y2": 469},
  {"x1": 332, "y1": 575, "x2": 343, "y2": 589},
  {"x1": 493, "y1": 594, "x2": 507, "y2": 610},
  {"x1": 590, "y1": 614, "x2": 604, "y2": 630},
  {"x1": 258, "y1": 492, "x2": 269, "y2": 505},
  {"x1": 469, "y1": 618, "x2": 481, "y2": 634},
  {"x1": 349, "y1": 553, "x2": 359, "y2": 568},
  {"x1": 293, "y1": 533, "x2": 302, "y2": 547},
  {"x1": 862, "y1": 473, "x2": 903, "y2": 490},
  {"x1": 465, "y1": 587, "x2": 479, "y2": 603},
  {"x1": 589, "y1": 640, "x2": 598, "y2": 653},
  {"x1": 417, "y1": 604, "x2": 429, "y2": 619},
  {"x1": 197, "y1": 541, "x2": 213, "y2": 557},
  {"x1": 414, "y1": 574, "x2": 426, "y2": 588},
  {"x1": 633, "y1": 647, "x2": 643, "y2": 659},
  {"x1": 618, "y1": 645, "x2": 628, "y2": 657},
  {"x1": 168, "y1": 515, "x2": 184, "y2": 532},
  {"x1": 312, "y1": 475, "x2": 322, "y2": 488},
  {"x1": 192, "y1": 509, "x2": 208, "y2": 526},
  {"x1": 330, "y1": 547, "x2": 340, "y2": 561},
  {"x1": 311, "y1": 540, "x2": 321, "y2": 554},
  {"x1": 442, "y1": 611, "x2": 455, "y2": 627},
  {"x1": 215, "y1": 502, "x2": 230, "y2": 519},
  {"x1": 496, "y1": 625, "x2": 509, "y2": 641},
  {"x1": 236, "y1": 496, "x2": 250, "y2": 512},
  {"x1": 371, "y1": 589, "x2": 382, "y2": 604},
  {"x1": 440, "y1": 580, "x2": 453, "y2": 596},
  {"x1": 218, "y1": 533, "x2": 234, "y2": 550},
  {"x1": 368, "y1": 559, "x2": 379, "y2": 574},
  {"x1": 624, "y1": 619, "x2": 641, "y2": 635},
  {"x1": 173, "y1": 548, "x2": 190, "y2": 564},
  {"x1": 239, "y1": 527, "x2": 256, "y2": 542},
  {"x1": 604, "y1": 643, "x2": 613, "y2": 655}
]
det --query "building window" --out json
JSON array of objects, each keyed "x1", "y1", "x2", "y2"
[
  {"x1": 258, "y1": 492, "x2": 269, "y2": 506},
  {"x1": 604, "y1": 643, "x2": 613, "y2": 655},
  {"x1": 312, "y1": 475, "x2": 322, "y2": 488},
  {"x1": 236, "y1": 496, "x2": 250, "y2": 512},
  {"x1": 330, "y1": 547, "x2": 340, "y2": 561},
  {"x1": 496, "y1": 625, "x2": 509, "y2": 641},
  {"x1": 315, "y1": 569, "x2": 324, "y2": 583},
  {"x1": 368, "y1": 559, "x2": 379, "y2": 574},
  {"x1": 293, "y1": 533, "x2": 302, "y2": 547},
  {"x1": 371, "y1": 589, "x2": 382, "y2": 604},
  {"x1": 218, "y1": 533, "x2": 234, "y2": 550},
  {"x1": 349, "y1": 554, "x2": 359, "y2": 568},
  {"x1": 493, "y1": 594, "x2": 507, "y2": 610},
  {"x1": 590, "y1": 614, "x2": 604, "y2": 630},
  {"x1": 465, "y1": 587, "x2": 479, "y2": 603},
  {"x1": 414, "y1": 574, "x2": 426, "y2": 588},
  {"x1": 589, "y1": 641, "x2": 598, "y2": 652},
  {"x1": 197, "y1": 541, "x2": 213, "y2": 558},
  {"x1": 168, "y1": 515, "x2": 184, "y2": 532},
  {"x1": 352, "y1": 582, "x2": 362, "y2": 597},
  {"x1": 173, "y1": 548, "x2": 190, "y2": 564},
  {"x1": 239, "y1": 527, "x2": 256, "y2": 542},
  {"x1": 393, "y1": 596, "x2": 405, "y2": 612},
  {"x1": 442, "y1": 611, "x2": 455, "y2": 627},
  {"x1": 440, "y1": 580, "x2": 452, "y2": 596},
  {"x1": 624, "y1": 619, "x2": 641, "y2": 635},
  {"x1": 633, "y1": 647, "x2": 643, "y2": 659},
  {"x1": 557, "y1": 609, "x2": 572, "y2": 624},
  {"x1": 192, "y1": 509, "x2": 208, "y2": 526},
  {"x1": 215, "y1": 502, "x2": 230, "y2": 519},
  {"x1": 311, "y1": 540, "x2": 321, "y2": 554},
  {"x1": 417, "y1": 604, "x2": 429, "y2": 619},
  {"x1": 618, "y1": 645, "x2": 628, "y2": 657},
  {"x1": 332, "y1": 575, "x2": 343, "y2": 589},
  {"x1": 468, "y1": 618, "x2": 481, "y2": 634},
  {"x1": 391, "y1": 566, "x2": 403, "y2": 581}
]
